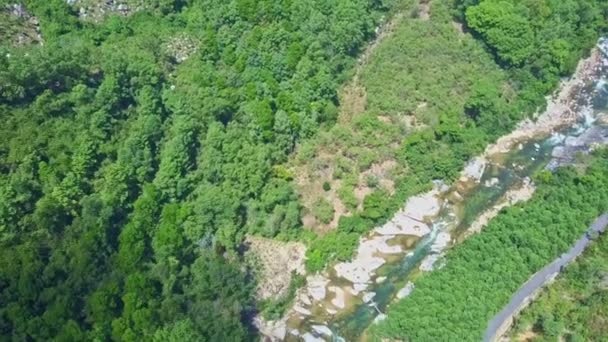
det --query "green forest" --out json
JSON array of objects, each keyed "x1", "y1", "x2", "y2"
[
  {"x1": 0, "y1": 0, "x2": 607, "y2": 340},
  {"x1": 0, "y1": 0, "x2": 394, "y2": 339},
  {"x1": 510, "y1": 220, "x2": 608, "y2": 341},
  {"x1": 371, "y1": 152, "x2": 608, "y2": 341}
]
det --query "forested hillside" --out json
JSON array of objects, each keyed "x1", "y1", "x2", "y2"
[
  {"x1": 300, "y1": 0, "x2": 607, "y2": 271},
  {"x1": 0, "y1": 0, "x2": 394, "y2": 339},
  {"x1": 1, "y1": 0, "x2": 607, "y2": 340}
]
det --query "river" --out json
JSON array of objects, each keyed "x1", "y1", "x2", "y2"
[{"x1": 275, "y1": 39, "x2": 608, "y2": 342}]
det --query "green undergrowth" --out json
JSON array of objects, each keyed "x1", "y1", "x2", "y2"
[{"x1": 370, "y1": 151, "x2": 608, "y2": 341}]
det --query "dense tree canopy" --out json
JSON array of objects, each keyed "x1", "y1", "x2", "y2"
[
  {"x1": 510, "y1": 222, "x2": 608, "y2": 341},
  {"x1": 0, "y1": 0, "x2": 393, "y2": 339},
  {"x1": 0, "y1": 0, "x2": 606, "y2": 340}
]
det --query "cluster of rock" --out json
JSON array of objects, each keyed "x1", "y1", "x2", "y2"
[
  {"x1": 66, "y1": 0, "x2": 141, "y2": 22},
  {"x1": 334, "y1": 189, "x2": 440, "y2": 294},
  {"x1": 163, "y1": 35, "x2": 199, "y2": 64},
  {"x1": 3, "y1": 3, "x2": 43, "y2": 46},
  {"x1": 258, "y1": 188, "x2": 446, "y2": 341}
]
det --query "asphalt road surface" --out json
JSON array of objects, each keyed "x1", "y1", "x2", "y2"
[{"x1": 483, "y1": 213, "x2": 608, "y2": 342}]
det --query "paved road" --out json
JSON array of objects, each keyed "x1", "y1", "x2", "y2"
[{"x1": 483, "y1": 213, "x2": 608, "y2": 342}]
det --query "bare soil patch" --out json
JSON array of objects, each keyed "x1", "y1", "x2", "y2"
[
  {"x1": 244, "y1": 236, "x2": 306, "y2": 301},
  {"x1": 514, "y1": 328, "x2": 539, "y2": 341},
  {"x1": 418, "y1": 0, "x2": 430, "y2": 21}
]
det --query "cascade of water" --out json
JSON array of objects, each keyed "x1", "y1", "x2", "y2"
[{"x1": 598, "y1": 37, "x2": 608, "y2": 58}]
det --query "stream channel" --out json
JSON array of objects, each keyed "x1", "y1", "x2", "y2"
[{"x1": 281, "y1": 39, "x2": 608, "y2": 342}]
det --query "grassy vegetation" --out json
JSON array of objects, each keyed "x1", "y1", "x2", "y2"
[
  {"x1": 370, "y1": 152, "x2": 608, "y2": 341},
  {"x1": 298, "y1": 0, "x2": 505, "y2": 269},
  {"x1": 300, "y1": 0, "x2": 593, "y2": 271},
  {"x1": 509, "y1": 227, "x2": 608, "y2": 341},
  {"x1": 0, "y1": 2, "x2": 42, "y2": 47},
  {"x1": 301, "y1": 0, "x2": 606, "y2": 274}
]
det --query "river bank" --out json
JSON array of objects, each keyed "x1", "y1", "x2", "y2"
[{"x1": 255, "y1": 41, "x2": 608, "y2": 341}]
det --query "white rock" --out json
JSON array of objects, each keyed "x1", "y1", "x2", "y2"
[
  {"x1": 396, "y1": 282, "x2": 415, "y2": 299},
  {"x1": 294, "y1": 305, "x2": 311, "y2": 316},
  {"x1": 484, "y1": 177, "x2": 499, "y2": 187},
  {"x1": 376, "y1": 238, "x2": 402, "y2": 254},
  {"x1": 290, "y1": 329, "x2": 300, "y2": 336},
  {"x1": 362, "y1": 292, "x2": 376, "y2": 303},
  {"x1": 326, "y1": 308, "x2": 337, "y2": 315},
  {"x1": 353, "y1": 282, "x2": 368, "y2": 293},
  {"x1": 300, "y1": 293, "x2": 312, "y2": 306},
  {"x1": 307, "y1": 275, "x2": 329, "y2": 301},
  {"x1": 403, "y1": 189, "x2": 442, "y2": 221},
  {"x1": 312, "y1": 325, "x2": 333, "y2": 337},
  {"x1": 430, "y1": 232, "x2": 451, "y2": 253},
  {"x1": 253, "y1": 316, "x2": 287, "y2": 340},
  {"x1": 375, "y1": 215, "x2": 431, "y2": 236},
  {"x1": 462, "y1": 157, "x2": 486, "y2": 181},
  {"x1": 375, "y1": 276, "x2": 387, "y2": 284},
  {"x1": 334, "y1": 236, "x2": 390, "y2": 284},
  {"x1": 451, "y1": 190, "x2": 464, "y2": 202},
  {"x1": 302, "y1": 333, "x2": 325, "y2": 342},
  {"x1": 328, "y1": 286, "x2": 345, "y2": 309},
  {"x1": 373, "y1": 314, "x2": 387, "y2": 324},
  {"x1": 419, "y1": 254, "x2": 441, "y2": 271}
]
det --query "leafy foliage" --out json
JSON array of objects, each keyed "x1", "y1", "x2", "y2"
[
  {"x1": 510, "y1": 228, "x2": 608, "y2": 341},
  {"x1": 0, "y1": 0, "x2": 393, "y2": 340}
]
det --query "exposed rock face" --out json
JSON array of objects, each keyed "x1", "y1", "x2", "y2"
[
  {"x1": 253, "y1": 317, "x2": 288, "y2": 341},
  {"x1": 486, "y1": 48, "x2": 603, "y2": 156},
  {"x1": 375, "y1": 189, "x2": 440, "y2": 236},
  {"x1": 244, "y1": 236, "x2": 306, "y2": 301},
  {"x1": 164, "y1": 35, "x2": 199, "y2": 63},
  {"x1": 328, "y1": 286, "x2": 345, "y2": 309},
  {"x1": 396, "y1": 281, "x2": 415, "y2": 299},
  {"x1": 463, "y1": 157, "x2": 487, "y2": 182},
  {"x1": 548, "y1": 125, "x2": 608, "y2": 170},
  {"x1": 2, "y1": 3, "x2": 43, "y2": 46},
  {"x1": 307, "y1": 275, "x2": 329, "y2": 301},
  {"x1": 66, "y1": 0, "x2": 143, "y2": 22},
  {"x1": 311, "y1": 325, "x2": 333, "y2": 337},
  {"x1": 419, "y1": 254, "x2": 440, "y2": 271}
]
